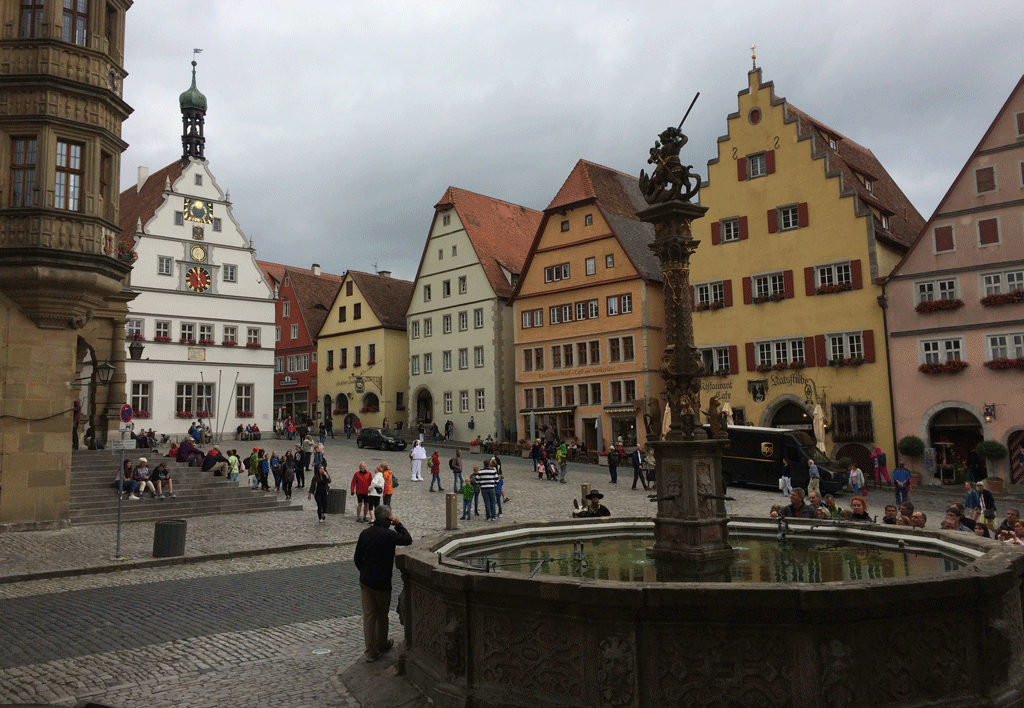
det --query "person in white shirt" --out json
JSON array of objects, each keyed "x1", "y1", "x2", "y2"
[{"x1": 409, "y1": 440, "x2": 427, "y2": 481}]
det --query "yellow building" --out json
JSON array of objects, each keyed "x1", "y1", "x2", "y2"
[
  {"x1": 512, "y1": 160, "x2": 665, "y2": 452},
  {"x1": 317, "y1": 271, "x2": 414, "y2": 430},
  {"x1": 693, "y1": 68, "x2": 924, "y2": 472}
]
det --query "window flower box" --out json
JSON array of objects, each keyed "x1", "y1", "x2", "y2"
[
  {"x1": 179, "y1": 338, "x2": 196, "y2": 345},
  {"x1": 694, "y1": 301, "x2": 725, "y2": 312},
  {"x1": 396, "y1": 405, "x2": 406, "y2": 410},
  {"x1": 752, "y1": 292, "x2": 786, "y2": 304},
  {"x1": 134, "y1": 409, "x2": 151, "y2": 419},
  {"x1": 827, "y1": 357, "x2": 866, "y2": 368},
  {"x1": 196, "y1": 410, "x2": 212, "y2": 418},
  {"x1": 756, "y1": 361, "x2": 805, "y2": 373},
  {"x1": 984, "y1": 358, "x2": 1024, "y2": 371},
  {"x1": 126, "y1": 334, "x2": 146, "y2": 341},
  {"x1": 154, "y1": 335, "x2": 172, "y2": 343},
  {"x1": 116, "y1": 242, "x2": 138, "y2": 263},
  {"x1": 915, "y1": 298, "x2": 963, "y2": 314},
  {"x1": 176, "y1": 411, "x2": 193, "y2": 418},
  {"x1": 237, "y1": 410, "x2": 254, "y2": 418},
  {"x1": 245, "y1": 342, "x2": 261, "y2": 348},
  {"x1": 981, "y1": 290, "x2": 1024, "y2": 307},
  {"x1": 701, "y1": 368, "x2": 731, "y2": 378},
  {"x1": 199, "y1": 339, "x2": 215, "y2": 346},
  {"x1": 918, "y1": 360, "x2": 968, "y2": 375},
  {"x1": 338, "y1": 364, "x2": 347, "y2": 369},
  {"x1": 332, "y1": 408, "x2": 346, "y2": 415},
  {"x1": 366, "y1": 359, "x2": 376, "y2": 365},
  {"x1": 222, "y1": 340, "x2": 238, "y2": 346},
  {"x1": 359, "y1": 406, "x2": 379, "y2": 414},
  {"x1": 325, "y1": 365, "x2": 334, "y2": 371},
  {"x1": 815, "y1": 283, "x2": 853, "y2": 295}
]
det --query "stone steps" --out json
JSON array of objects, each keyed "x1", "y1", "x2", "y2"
[{"x1": 70, "y1": 449, "x2": 302, "y2": 525}]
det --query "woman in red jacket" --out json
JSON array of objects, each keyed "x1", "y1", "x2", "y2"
[{"x1": 429, "y1": 450, "x2": 443, "y2": 492}]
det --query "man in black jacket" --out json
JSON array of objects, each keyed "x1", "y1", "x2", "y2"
[
  {"x1": 354, "y1": 505, "x2": 412, "y2": 662},
  {"x1": 201, "y1": 448, "x2": 230, "y2": 476}
]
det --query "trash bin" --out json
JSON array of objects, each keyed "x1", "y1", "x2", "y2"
[
  {"x1": 326, "y1": 489, "x2": 347, "y2": 514},
  {"x1": 152, "y1": 519, "x2": 187, "y2": 557}
]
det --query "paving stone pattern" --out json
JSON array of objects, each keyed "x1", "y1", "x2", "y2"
[{"x1": 0, "y1": 435, "x2": 981, "y2": 707}]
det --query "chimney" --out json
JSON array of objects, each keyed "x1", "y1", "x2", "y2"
[
  {"x1": 312, "y1": 263, "x2": 321, "y2": 276},
  {"x1": 377, "y1": 270, "x2": 391, "y2": 278},
  {"x1": 137, "y1": 166, "x2": 148, "y2": 193}
]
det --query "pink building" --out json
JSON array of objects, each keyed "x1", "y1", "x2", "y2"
[{"x1": 886, "y1": 74, "x2": 1024, "y2": 487}]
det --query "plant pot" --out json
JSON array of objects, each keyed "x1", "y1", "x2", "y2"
[
  {"x1": 987, "y1": 479, "x2": 1005, "y2": 494},
  {"x1": 910, "y1": 472, "x2": 922, "y2": 487}
]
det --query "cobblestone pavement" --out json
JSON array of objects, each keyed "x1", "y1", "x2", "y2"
[{"x1": 0, "y1": 435, "x2": 992, "y2": 707}]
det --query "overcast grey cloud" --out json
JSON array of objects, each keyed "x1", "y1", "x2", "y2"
[{"x1": 120, "y1": 1, "x2": 1023, "y2": 281}]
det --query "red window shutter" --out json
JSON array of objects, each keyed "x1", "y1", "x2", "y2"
[
  {"x1": 742, "y1": 277, "x2": 752, "y2": 305},
  {"x1": 979, "y1": 218, "x2": 1000, "y2": 245},
  {"x1": 745, "y1": 342, "x2": 756, "y2": 372},
  {"x1": 804, "y1": 267, "x2": 816, "y2": 296},
  {"x1": 851, "y1": 259, "x2": 863, "y2": 289},
  {"x1": 690, "y1": 286, "x2": 695, "y2": 312},
  {"x1": 934, "y1": 225, "x2": 954, "y2": 252},
  {"x1": 765, "y1": 149, "x2": 776, "y2": 174},
  {"x1": 863, "y1": 329, "x2": 876, "y2": 363},
  {"x1": 976, "y1": 167, "x2": 995, "y2": 193},
  {"x1": 737, "y1": 157, "x2": 747, "y2": 182},
  {"x1": 804, "y1": 336, "x2": 817, "y2": 367},
  {"x1": 783, "y1": 270, "x2": 794, "y2": 299},
  {"x1": 767, "y1": 209, "x2": 778, "y2": 234},
  {"x1": 815, "y1": 335, "x2": 827, "y2": 365},
  {"x1": 798, "y1": 202, "x2": 809, "y2": 228},
  {"x1": 729, "y1": 345, "x2": 739, "y2": 375},
  {"x1": 723, "y1": 279, "x2": 733, "y2": 307},
  {"x1": 711, "y1": 222, "x2": 720, "y2": 245},
  {"x1": 739, "y1": 215, "x2": 748, "y2": 240}
]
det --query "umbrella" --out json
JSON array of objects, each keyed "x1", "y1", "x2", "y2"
[
  {"x1": 812, "y1": 404, "x2": 826, "y2": 453},
  {"x1": 662, "y1": 402, "x2": 671, "y2": 440},
  {"x1": 721, "y1": 401, "x2": 734, "y2": 426}
]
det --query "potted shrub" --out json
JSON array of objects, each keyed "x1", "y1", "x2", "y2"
[
  {"x1": 898, "y1": 435, "x2": 926, "y2": 483},
  {"x1": 976, "y1": 440, "x2": 1009, "y2": 492}
]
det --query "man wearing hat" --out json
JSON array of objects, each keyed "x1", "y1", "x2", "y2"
[{"x1": 573, "y1": 490, "x2": 610, "y2": 518}]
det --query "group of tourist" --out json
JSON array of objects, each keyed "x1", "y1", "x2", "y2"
[{"x1": 114, "y1": 456, "x2": 174, "y2": 499}]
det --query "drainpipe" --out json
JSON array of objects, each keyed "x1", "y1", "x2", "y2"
[{"x1": 878, "y1": 283, "x2": 900, "y2": 468}]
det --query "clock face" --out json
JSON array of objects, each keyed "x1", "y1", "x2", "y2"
[
  {"x1": 184, "y1": 198, "x2": 212, "y2": 224},
  {"x1": 186, "y1": 266, "x2": 211, "y2": 293},
  {"x1": 190, "y1": 244, "x2": 207, "y2": 262}
]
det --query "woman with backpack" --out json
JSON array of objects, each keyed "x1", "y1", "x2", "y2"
[{"x1": 281, "y1": 451, "x2": 296, "y2": 500}]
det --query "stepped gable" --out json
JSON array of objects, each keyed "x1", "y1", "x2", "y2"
[
  {"x1": 117, "y1": 160, "x2": 184, "y2": 247},
  {"x1": 286, "y1": 269, "x2": 344, "y2": 339},
  {"x1": 545, "y1": 159, "x2": 660, "y2": 283},
  {"x1": 784, "y1": 104, "x2": 925, "y2": 249},
  {"x1": 434, "y1": 187, "x2": 542, "y2": 299},
  {"x1": 348, "y1": 270, "x2": 414, "y2": 330}
]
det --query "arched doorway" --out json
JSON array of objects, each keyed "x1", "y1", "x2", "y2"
[
  {"x1": 835, "y1": 443, "x2": 872, "y2": 481},
  {"x1": 929, "y1": 407, "x2": 984, "y2": 480},
  {"x1": 1009, "y1": 430, "x2": 1024, "y2": 485},
  {"x1": 416, "y1": 388, "x2": 433, "y2": 425},
  {"x1": 771, "y1": 402, "x2": 813, "y2": 433},
  {"x1": 323, "y1": 394, "x2": 332, "y2": 421}
]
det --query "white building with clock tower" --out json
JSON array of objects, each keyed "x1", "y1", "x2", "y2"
[{"x1": 118, "y1": 62, "x2": 275, "y2": 439}]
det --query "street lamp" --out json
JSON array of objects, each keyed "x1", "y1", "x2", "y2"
[
  {"x1": 95, "y1": 362, "x2": 115, "y2": 385},
  {"x1": 127, "y1": 336, "x2": 145, "y2": 361}
]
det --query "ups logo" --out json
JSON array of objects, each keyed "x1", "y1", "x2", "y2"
[{"x1": 761, "y1": 442, "x2": 774, "y2": 457}]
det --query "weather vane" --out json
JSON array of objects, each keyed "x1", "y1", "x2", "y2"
[{"x1": 751, "y1": 44, "x2": 757, "y2": 69}]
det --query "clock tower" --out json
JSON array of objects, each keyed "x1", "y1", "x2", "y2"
[{"x1": 180, "y1": 60, "x2": 207, "y2": 162}]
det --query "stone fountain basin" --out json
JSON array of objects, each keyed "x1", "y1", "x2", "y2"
[{"x1": 396, "y1": 516, "x2": 1024, "y2": 708}]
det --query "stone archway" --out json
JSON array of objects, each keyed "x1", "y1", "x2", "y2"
[
  {"x1": 834, "y1": 443, "x2": 873, "y2": 482},
  {"x1": 760, "y1": 394, "x2": 813, "y2": 432},
  {"x1": 415, "y1": 387, "x2": 433, "y2": 426},
  {"x1": 361, "y1": 392, "x2": 379, "y2": 413},
  {"x1": 924, "y1": 405, "x2": 985, "y2": 481}
]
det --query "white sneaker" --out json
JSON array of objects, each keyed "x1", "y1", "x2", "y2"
[{"x1": 128, "y1": 495, "x2": 140, "y2": 500}]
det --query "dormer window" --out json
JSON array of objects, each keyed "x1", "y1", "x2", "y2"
[
  {"x1": 882, "y1": 215, "x2": 890, "y2": 230},
  {"x1": 829, "y1": 137, "x2": 838, "y2": 151},
  {"x1": 864, "y1": 179, "x2": 873, "y2": 193}
]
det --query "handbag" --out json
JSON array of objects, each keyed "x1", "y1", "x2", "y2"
[{"x1": 392, "y1": 478, "x2": 399, "y2": 488}]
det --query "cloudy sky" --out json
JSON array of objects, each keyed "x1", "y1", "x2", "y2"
[{"x1": 120, "y1": 1, "x2": 1022, "y2": 282}]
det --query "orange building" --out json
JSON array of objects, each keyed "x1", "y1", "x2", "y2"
[{"x1": 511, "y1": 160, "x2": 665, "y2": 451}]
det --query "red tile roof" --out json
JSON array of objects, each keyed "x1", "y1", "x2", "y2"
[
  {"x1": 347, "y1": 271, "x2": 414, "y2": 330},
  {"x1": 257, "y1": 260, "x2": 343, "y2": 291},
  {"x1": 429, "y1": 187, "x2": 542, "y2": 299},
  {"x1": 117, "y1": 160, "x2": 184, "y2": 246},
  {"x1": 784, "y1": 104, "x2": 925, "y2": 249},
  {"x1": 286, "y1": 269, "x2": 344, "y2": 341}
]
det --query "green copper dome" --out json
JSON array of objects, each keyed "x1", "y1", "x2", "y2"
[{"x1": 179, "y1": 61, "x2": 207, "y2": 112}]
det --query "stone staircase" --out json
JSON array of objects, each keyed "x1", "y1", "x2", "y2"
[{"x1": 70, "y1": 449, "x2": 302, "y2": 525}]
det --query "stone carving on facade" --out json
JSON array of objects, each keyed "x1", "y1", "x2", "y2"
[
  {"x1": 480, "y1": 614, "x2": 582, "y2": 698},
  {"x1": 643, "y1": 396, "x2": 662, "y2": 440},
  {"x1": 819, "y1": 639, "x2": 855, "y2": 708},
  {"x1": 597, "y1": 635, "x2": 636, "y2": 706},
  {"x1": 444, "y1": 617, "x2": 466, "y2": 680}
]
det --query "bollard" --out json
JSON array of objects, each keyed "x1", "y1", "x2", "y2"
[
  {"x1": 445, "y1": 493, "x2": 459, "y2": 530},
  {"x1": 153, "y1": 519, "x2": 187, "y2": 557},
  {"x1": 326, "y1": 488, "x2": 347, "y2": 514}
]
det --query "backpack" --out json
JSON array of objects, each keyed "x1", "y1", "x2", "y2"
[
  {"x1": 449, "y1": 457, "x2": 456, "y2": 470},
  {"x1": 608, "y1": 450, "x2": 620, "y2": 466}
]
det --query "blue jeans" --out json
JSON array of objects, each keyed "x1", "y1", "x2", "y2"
[
  {"x1": 473, "y1": 487, "x2": 480, "y2": 514},
  {"x1": 482, "y1": 488, "x2": 497, "y2": 520},
  {"x1": 430, "y1": 473, "x2": 442, "y2": 490},
  {"x1": 117, "y1": 479, "x2": 138, "y2": 495},
  {"x1": 453, "y1": 472, "x2": 464, "y2": 490}
]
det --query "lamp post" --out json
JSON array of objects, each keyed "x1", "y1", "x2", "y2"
[{"x1": 127, "y1": 336, "x2": 145, "y2": 361}]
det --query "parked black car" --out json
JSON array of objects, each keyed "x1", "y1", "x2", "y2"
[{"x1": 356, "y1": 428, "x2": 407, "y2": 451}]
